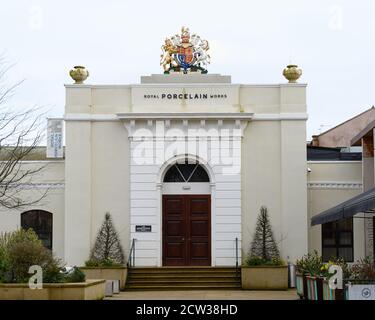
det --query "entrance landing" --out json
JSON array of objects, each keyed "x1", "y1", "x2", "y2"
[{"x1": 108, "y1": 289, "x2": 298, "y2": 300}]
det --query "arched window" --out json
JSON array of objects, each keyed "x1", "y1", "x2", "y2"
[
  {"x1": 163, "y1": 160, "x2": 209, "y2": 183},
  {"x1": 21, "y1": 210, "x2": 53, "y2": 250}
]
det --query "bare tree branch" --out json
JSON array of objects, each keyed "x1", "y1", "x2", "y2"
[
  {"x1": 90, "y1": 213, "x2": 125, "y2": 264},
  {"x1": 250, "y1": 206, "x2": 280, "y2": 261},
  {"x1": 0, "y1": 58, "x2": 49, "y2": 209}
]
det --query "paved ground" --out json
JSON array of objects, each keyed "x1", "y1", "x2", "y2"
[{"x1": 106, "y1": 289, "x2": 298, "y2": 300}]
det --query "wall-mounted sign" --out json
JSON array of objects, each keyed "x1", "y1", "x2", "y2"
[
  {"x1": 46, "y1": 119, "x2": 63, "y2": 158},
  {"x1": 143, "y1": 93, "x2": 228, "y2": 100},
  {"x1": 135, "y1": 225, "x2": 152, "y2": 232},
  {"x1": 131, "y1": 86, "x2": 238, "y2": 107}
]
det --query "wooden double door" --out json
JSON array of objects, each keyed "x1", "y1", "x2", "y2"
[{"x1": 162, "y1": 195, "x2": 211, "y2": 266}]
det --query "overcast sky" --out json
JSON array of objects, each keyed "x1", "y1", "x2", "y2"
[{"x1": 1, "y1": 0, "x2": 374, "y2": 140}]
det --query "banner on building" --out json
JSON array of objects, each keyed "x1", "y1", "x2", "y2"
[{"x1": 46, "y1": 119, "x2": 63, "y2": 158}]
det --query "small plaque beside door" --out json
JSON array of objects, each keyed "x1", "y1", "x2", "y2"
[{"x1": 135, "y1": 225, "x2": 152, "y2": 232}]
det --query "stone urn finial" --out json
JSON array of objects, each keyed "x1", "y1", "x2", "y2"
[
  {"x1": 283, "y1": 64, "x2": 302, "y2": 83},
  {"x1": 69, "y1": 66, "x2": 89, "y2": 84}
]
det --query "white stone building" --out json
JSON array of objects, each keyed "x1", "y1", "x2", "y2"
[{"x1": 0, "y1": 72, "x2": 312, "y2": 267}]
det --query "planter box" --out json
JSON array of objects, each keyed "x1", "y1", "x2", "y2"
[
  {"x1": 241, "y1": 266, "x2": 288, "y2": 290},
  {"x1": 0, "y1": 280, "x2": 105, "y2": 300},
  {"x1": 105, "y1": 281, "x2": 113, "y2": 297},
  {"x1": 80, "y1": 267, "x2": 127, "y2": 290},
  {"x1": 322, "y1": 279, "x2": 344, "y2": 300},
  {"x1": 306, "y1": 276, "x2": 323, "y2": 300},
  {"x1": 296, "y1": 273, "x2": 307, "y2": 299},
  {"x1": 345, "y1": 283, "x2": 375, "y2": 300}
]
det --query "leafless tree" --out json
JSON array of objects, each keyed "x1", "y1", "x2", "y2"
[
  {"x1": 0, "y1": 57, "x2": 48, "y2": 209},
  {"x1": 250, "y1": 206, "x2": 280, "y2": 261},
  {"x1": 90, "y1": 213, "x2": 125, "y2": 264}
]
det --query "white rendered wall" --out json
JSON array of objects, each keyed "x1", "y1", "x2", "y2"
[
  {"x1": 64, "y1": 86, "x2": 132, "y2": 266},
  {"x1": 0, "y1": 161, "x2": 65, "y2": 259},
  {"x1": 64, "y1": 120, "x2": 92, "y2": 265},
  {"x1": 241, "y1": 85, "x2": 308, "y2": 263},
  {"x1": 64, "y1": 120, "x2": 130, "y2": 266},
  {"x1": 91, "y1": 122, "x2": 130, "y2": 264}
]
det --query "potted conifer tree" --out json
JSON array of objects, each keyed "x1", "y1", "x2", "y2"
[
  {"x1": 80, "y1": 212, "x2": 127, "y2": 290},
  {"x1": 242, "y1": 206, "x2": 288, "y2": 290}
]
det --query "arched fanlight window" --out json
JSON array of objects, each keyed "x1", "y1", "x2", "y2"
[
  {"x1": 163, "y1": 160, "x2": 209, "y2": 183},
  {"x1": 21, "y1": 210, "x2": 53, "y2": 250}
]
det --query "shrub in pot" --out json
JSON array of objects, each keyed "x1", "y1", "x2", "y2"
[
  {"x1": 297, "y1": 253, "x2": 350, "y2": 300},
  {"x1": 296, "y1": 251, "x2": 322, "y2": 299},
  {"x1": 0, "y1": 229, "x2": 65, "y2": 284},
  {"x1": 348, "y1": 257, "x2": 375, "y2": 281},
  {"x1": 85, "y1": 258, "x2": 122, "y2": 268},
  {"x1": 0, "y1": 233, "x2": 11, "y2": 283},
  {"x1": 345, "y1": 257, "x2": 375, "y2": 300},
  {"x1": 0, "y1": 229, "x2": 106, "y2": 300},
  {"x1": 320, "y1": 258, "x2": 349, "y2": 300},
  {"x1": 63, "y1": 267, "x2": 86, "y2": 283},
  {"x1": 242, "y1": 206, "x2": 288, "y2": 290},
  {"x1": 0, "y1": 229, "x2": 88, "y2": 284},
  {"x1": 81, "y1": 213, "x2": 127, "y2": 289}
]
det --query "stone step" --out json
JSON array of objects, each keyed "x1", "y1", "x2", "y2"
[
  {"x1": 129, "y1": 274, "x2": 239, "y2": 279},
  {"x1": 126, "y1": 284, "x2": 242, "y2": 291},
  {"x1": 129, "y1": 267, "x2": 237, "y2": 270},
  {"x1": 129, "y1": 268, "x2": 238, "y2": 274},
  {"x1": 126, "y1": 267, "x2": 241, "y2": 291},
  {"x1": 127, "y1": 279, "x2": 241, "y2": 284},
  {"x1": 128, "y1": 274, "x2": 241, "y2": 278}
]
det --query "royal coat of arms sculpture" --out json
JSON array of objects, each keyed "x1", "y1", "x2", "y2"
[{"x1": 160, "y1": 27, "x2": 210, "y2": 74}]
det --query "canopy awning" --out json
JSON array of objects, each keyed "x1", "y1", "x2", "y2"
[{"x1": 311, "y1": 187, "x2": 375, "y2": 226}]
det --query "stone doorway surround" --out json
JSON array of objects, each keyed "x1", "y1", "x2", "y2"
[{"x1": 120, "y1": 114, "x2": 251, "y2": 267}]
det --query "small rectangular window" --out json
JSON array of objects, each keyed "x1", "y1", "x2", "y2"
[{"x1": 322, "y1": 218, "x2": 353, "y2": 262}]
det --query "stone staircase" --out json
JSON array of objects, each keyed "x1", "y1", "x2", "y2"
[{"x1": 125, "y1": 267, "x2": 241, "y2": 291}]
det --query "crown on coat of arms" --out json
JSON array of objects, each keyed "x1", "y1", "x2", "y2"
[{"x1": 160, "y1": 27, "x2": 210, "y2": 74}]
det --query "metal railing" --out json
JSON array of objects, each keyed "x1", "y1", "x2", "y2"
[
  {"x1": 127, "y1": 238, "x2": 136, "y2": 268},
  {"x1": 235, "y1": 237, "x2": 239, "y2": 277}
]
